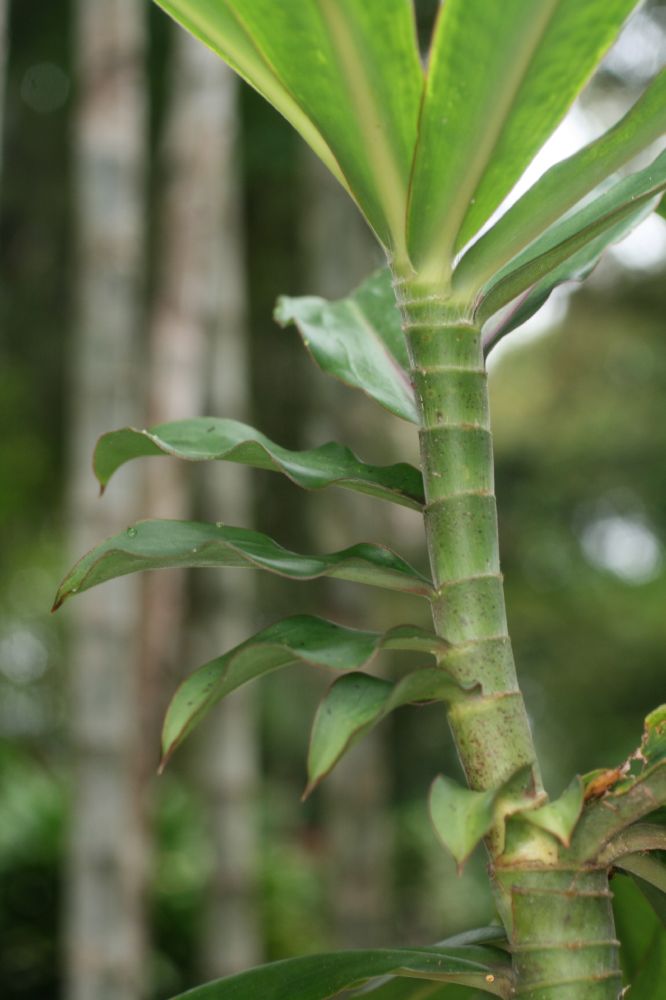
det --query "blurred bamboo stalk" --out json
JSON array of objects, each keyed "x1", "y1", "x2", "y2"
[
  {"x1": 300, "y1": 152, "x2": 394, "y2": 948},
  {"x1": 193, "y1": 61, "x2": 262, "y2": 982},
  {"x1": 140, "y1": 23, "x2": 215, "y2": 779},
  {"x1": 143, "y1": 24, "x2": 261, "y2": 978},
  {"x1": 65, "y1": 3, "x2": 147, "y2": 998}
]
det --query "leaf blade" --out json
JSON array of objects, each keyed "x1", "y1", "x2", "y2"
[
  {"x1": 643, "y1": 705, "x2": 666, "y2": 765},
  {"x1": 157, "y1": 2, "x2": 422, "y2": 249},
  {"x1": 306, "y1": 673, "x2": 393, "y2": 796},
  {"x1": 482, "y1": 196, "x2": 656, "y2": 352},
  {"x1": 161, "y1": 617, "x2": 446, "y2": 764},
  {"x1": 407, "y1": 0, "x2": 640, "y2": 277},
  {"x1": 52, "y1": 520, "x2": 433, "y2": 610},
  {"x1": 95, "y1": 417, "x2": 424, "y2": 510},
  {"x1": 475, "y1": 149, "x2": 666, "y2": 323},
  {"x1": 613, "y1": 873, "x2": 666, "y2": 994},
  {"x1": 168, "y1": 946, "x2": 511, "y2": 1000},
  {"x1": 429, "y1": 775, "x2": 497, "y2": 868},
  {"x1": 616, "y1": 855, "x2": 666, "y2": 900},
  {"x1": 306, "y1": 665, "x2": 465, "y2": 796},
  {"x1": 275, "y1": 270, "x2": 417, "y2": 424},
  {"x1": 519, "y1": 777, "x2": 584, "y2": 846},
  {"x1": 154, "y1": 1, "x2": 346, "y2": 190},
  {"x1": 455, "y1": 68, "x2": 666, "y2": 293},
  {"x1": 629, "y1": 932, "x2": 666, "y2": 1000}
]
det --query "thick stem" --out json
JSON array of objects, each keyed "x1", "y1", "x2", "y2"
[
  {"x1": 493, "y1": 866, "x2": 621, "y2": 1000},
  {"x1": 393, "y1": 275, "x2": 622, "y2": 999},
  {"x1": 394, "y1": 276, "x2": 546, "y2": 859}
]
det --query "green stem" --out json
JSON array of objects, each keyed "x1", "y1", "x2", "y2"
[
  {"x1": 493, "y1": 865, "x2": 621, "y2": 999},
  {"x1": 395, "y1": 278, "x2": 621, "y2": 1000},
  {"x1": 393, "y1": 275, "x2": 546, "y2": 859},
  {"x1": 393, "y1": 275, "x2": 624, "y2": 998}
]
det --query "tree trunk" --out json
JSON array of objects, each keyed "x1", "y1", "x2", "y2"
[
  {"x1": 140, "y1": 18, "x2": 220, "y2": 777},
  {"x1": 65, "y1": 3, "x2": 147, "y2": 999},
  {"x1": 194, "y1": 65, "x2": 263, "y2": 977},
  {"x1": 142, "y1": 25, "x2": 262, "y2": 978},
  {"x1": 300, "y1": 151, "x2": 393, "y2": 948},
  {"x1": 151, "y1": 33, "x2": 263, "y2": 976},
  {"x1": 193, "y1": 60, "x2": 262, "y2": 978}
]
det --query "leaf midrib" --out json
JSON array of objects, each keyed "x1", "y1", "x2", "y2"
[
  {"x1": 419, "y1": 0, "x2": 561, "y2": 270},
  {"x1": 221, "y1": 1, "x2": 351, "y2": 190},
  {"x1": 347, "y1": 299, "x2": 415, "y2": 403},
  {"x1": 315, "y1": 0, "x2": 416, "y2": 252}
]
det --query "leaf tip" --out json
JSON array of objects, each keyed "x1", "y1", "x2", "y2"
[
  {"x1": 51, "y1": 591, "x2": 65, "y2": 613},
  {"x1": 158, "y1": 746, "x2": 174, "y2": 775},
  {"x1": 273, "y1": 296, "x2": 292, "y2": 328},
  {"x1": 301, "y1": 776, "x2": 320, "y2": 802}
]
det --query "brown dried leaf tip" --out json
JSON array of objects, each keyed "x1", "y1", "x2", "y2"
[{"x1": 583, "y1": 766, "x2": 628, "y2": 802}]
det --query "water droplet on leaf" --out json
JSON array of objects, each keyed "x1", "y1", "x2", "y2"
[{"x1": 127, "y1": 527, "x2": 137, "y2": 538}]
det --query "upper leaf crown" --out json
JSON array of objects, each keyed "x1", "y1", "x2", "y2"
[{"x1": 154, "y1": 0, "x2": 663, "y2": 291}]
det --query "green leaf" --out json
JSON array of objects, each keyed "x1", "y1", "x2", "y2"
[
  {"x1": 275, "y1": 270, "x2": 417, "y2": 424},
  {"x1": 614, "y1": 873, "x2": 660, "y2": 980},
  {"x1": 632, "y1": 874, "x2": 666, "y2": 930},
  {"x1": 474, "y1": 149, "x2": 666, "y2": 323},
  {"x1": 569, "y1": 760, "x2": 666, "y2": 863},
  {"x1": 167, "y1": 946, "x2": 511, "y2": 1000},
  {"x1": 434, "y1": 928, "x2": 507, "y2": 949},
  {"x1": 352, "y1": 980, "x2": 491, "y2": 999},
  {"x1": 406, "y1": 0, "x2": 640, "y2": 278},
  {"x1": 616, "y1": 854, "x2": 666, "y2": 921},
  {"x1": 153, "y1": 1, "x2": 344, "y2": 184},
  {"x1": 160, "y1": 617, "x2": 446, "y2": 766},
  {"x1": 94, "y1": 417, "x2": 424, "y2": 511},
  {"x1": 570, "y1": 704, "x2": 666, "y2": 856},
  {"x1": 630, "y1": 932, "x2": 666, "y2": 1000},
  {"x1": 430, "y1": 767, "x2": 540, "y2": 866},
  {"x1": 643, "y1": 705, "x2": 666, "y2": 765},
  {"x1": 306, "y1": 665, "x2": 468, "y2": 796},
  {"x1": 306, "y1": 673, "x2": 393, "y2": 795},
  {"x1": 613, "y1": 873, "x2": 666, "y2": 994},
  {"x1": 53, "y1": 520, "x2": 432, "y2": 610},
  {"x1": 155, "y1": 1, "x2": 422, "y2": 250},
  {"x1": 519, "y1": 776, "x2": 583, "y2": 846},
  {"x1": 429, "y1": 775, "x2": 498, "y2": 869},
  {"x1": 356, "y1": 928, "x2": 507, "y2": 994},
  {"x1": 455, "y1": 68, "x2": 666, "y2": 293},
  {"x1": 351, "y1": 983, "x2": 459, "y2": 999},
  {"x1": 482, "y1": 196, "x2": 656, "y2": 352}
]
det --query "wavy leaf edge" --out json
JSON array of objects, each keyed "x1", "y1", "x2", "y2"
[{"x1": 160, "y1": 616, "x2": 449, "y2": 769}]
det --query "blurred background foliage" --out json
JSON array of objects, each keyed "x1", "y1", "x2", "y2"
[{"x1": 0, "y1": 1, "x2": 665, "y2": 998}]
